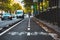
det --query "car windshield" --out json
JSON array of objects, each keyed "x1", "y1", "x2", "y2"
[
  {"x1": 16, "y1": 12, "x2": 23, "y2": 14},
  {"x1": 3, "y1": 13, "x2": 11, "y2": 16}
]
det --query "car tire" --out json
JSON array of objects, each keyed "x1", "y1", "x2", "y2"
[
  {"x1": 22, "y1": 16, "x2": 24, "y2": 19},
  {"x1": 10, "y1": 18, "x2": 12, "y2": 20},
  {"x1": 1, "y1": 18, "x2": 4, "y2": 21}
]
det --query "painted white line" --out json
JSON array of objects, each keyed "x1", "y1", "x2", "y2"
[
  {"x1": 28, "y1": 26, "x2": 30, "y2": 27},
  {"x1": 28, "y1": 18, "x2": 30, "y2": 27},
  {"x1": 0, "y1": 19, "x2": 25, "y2": 36},
  {"x1": 28, "y1": 28, "x2": 30, "y2": 30},
  {"x1": 48, "y1": 33, "x2": 59, "y2": 40},
  {"x1": 27, "y1": 32, "x2": 30, "y2": 36}
]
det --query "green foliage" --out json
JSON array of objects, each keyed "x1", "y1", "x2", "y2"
[
  {"x1": 0, "y1": 0, "x2": 22, "y2": 13},
  {"x1": 40, "y1": 1, "x2": 49, "y2": 12},
  {"x1": 23, "y1": 0, "x2": 33, "y2": 13},
  {"x1": 12, "y1": 3, "x2": 22, "y2": 10},
  {"x1": 23, "y1": 0, "x2": 33, "y2": 6},
  {"x1": 0, "y1": 0, "x2": 11, "y2": 5},
  {"x1": 0, "y1": 0, "x2": 12, "y2": 10}
]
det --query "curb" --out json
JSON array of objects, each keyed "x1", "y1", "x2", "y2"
[
  {"x1": 0, "y1": 19, "x2": 25, "y2": 36},
  {"x1": 0, "y1": 19, "x2": 23, "y2": 33},
  {"x1": 33, "y1": 17, "x2": 60, "y2": 36}
]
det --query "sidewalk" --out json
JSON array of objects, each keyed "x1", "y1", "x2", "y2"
[{"x1": 33, "y1": 17, "x2": 60, "y2": 35}]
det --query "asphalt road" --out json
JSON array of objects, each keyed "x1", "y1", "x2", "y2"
[
  {"x1": 28, "y1": 18, "x2": 54, "y2": 40},
  {"x1": 0, "y1": 18, "x2": 54, "y2": 40},
  {"x1": 0, "y1": 19, "x2": 21, "y2": 28},
  {"x1": 0, "y1": 14, "x2": 28, "y2": 28}
]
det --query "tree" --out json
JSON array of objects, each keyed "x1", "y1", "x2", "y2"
[
  {"x1": 0, "y1": 0, "x2": 11, "y2": 3},
  {"x1": 4, "y1": 3, "x2": 22, "y2": 13},
  {"x1": 0, "y1": 0, "x2": 22, "y2": 14},
  {"x1": 12, "y1": 3, "x2": 22, "y2": 10},
  {"x1": 23, "y1": 0, "x2": 33, "y2": 13},
  {"x1": 0, "y1": 0, "x2": 13, "y2": 11}
]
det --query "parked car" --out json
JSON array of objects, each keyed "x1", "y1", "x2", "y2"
[{"x1": 1, "y1": 13, "x2": 12, "y2": 20}]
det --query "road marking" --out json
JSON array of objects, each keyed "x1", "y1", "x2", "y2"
[
  {"x1": 28, "y1": 18, "x2": 30, "y2": 30},
  {"x1": 8, "y1": 32, "x2": 27, "y2": 36},
  {"x1": 48, "y1": 33, "x2": 60, "y2": 40},
  {"x1": 33, "y1": 17, "x2": 60, "y2": 40},
  {"x1": 27, "y1": 18, "x2": 31, "y2": 36},
  {"x1": 28, "y1": 28, "x2": 30, "y2": 30},
  {"x1": 27, "y1": 32, "x2": 30, "y2": 36},
  {"x1": 0, "y1": 19, "x2": 25, "y2": 36},
  {"x1": 28, "y1": 18, "x2": 30, "y2": 27},
  {"x1": 8, "y1": 31, "x2": 49, "y2": 36}
]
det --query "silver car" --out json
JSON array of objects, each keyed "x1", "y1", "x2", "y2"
[{"x1": 1, "y1": 13, "x2": 12, "y2": 20}]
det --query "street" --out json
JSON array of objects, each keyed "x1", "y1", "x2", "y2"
[
  {"x1": 0, "y1": 19, "x2": 21, "y2": 28},
  {"x1": 0, "y1": 0, "x2": 60, "y2": 40},
  {"x1": 0, "y1": 18, "x2": 54, "y2": 40}
]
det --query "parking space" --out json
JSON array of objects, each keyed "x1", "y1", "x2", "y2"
[{"x1": 0, "y1": 18, "x2": 23, "y2": 33}]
